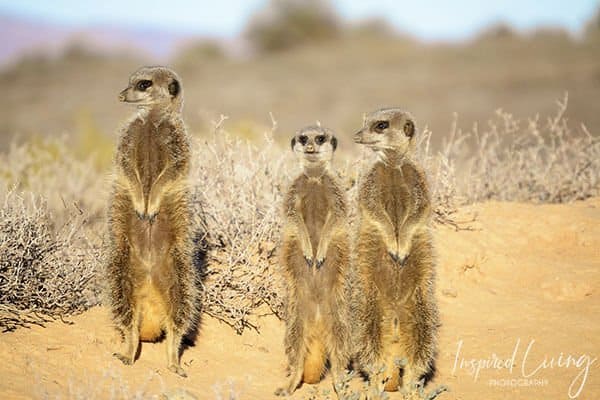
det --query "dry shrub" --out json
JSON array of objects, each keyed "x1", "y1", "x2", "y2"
[
  {"x1": 448, "y1": 95, "x2": 600, "y2": 204},
  {"x1": 416, "y1": 128, "x2": 463, "y2": 227},
  {"x1": 0, "y1": 189, "x2": 101, "y2": 332},
  {"x1": 190, "y1": 116, "x2": 287, "y2": 333}
]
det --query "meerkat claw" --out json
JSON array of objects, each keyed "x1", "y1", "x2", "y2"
[
  {"x1": 304, "y1": 256, "x2": 313, "y2": 268},
  {"x1": 148, "y1": 212, "x2": 158, "y2": 224},
  {"x1": 399, "y1": 254, "x2": 408, "y2": 266},
  {"x1": 315, "y1": 257, "x2": 325, "y2": 269}
]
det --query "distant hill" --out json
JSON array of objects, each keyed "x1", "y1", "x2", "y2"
[
  {"x1": 0, "y1": 14, "x2": 196, "y2": 66},
  {"x1": 0, "y1": 18, "x2": 598, "y2": 152}
]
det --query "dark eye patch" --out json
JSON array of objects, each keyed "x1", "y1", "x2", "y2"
[
  {"x1": 298, "y1": 135, "x2": 308, "y2": 145},
  {"x1": 168, "y1": 79, "x2": 180, "y2": 97},
  {"x1": 374, "y1": 120, "x2": 389, "y2": 132},
  {"x1": 330, "y1": 136, "x2": 337, "y2": 151},
  {"x1": 136, "y1": 79, "x2": 152, "y2": 91},
  {"x1": 315, "y1": 135, "x2": 325, "y2": 145}
]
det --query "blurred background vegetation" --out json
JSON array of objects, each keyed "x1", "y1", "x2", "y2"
[{"x1": 0, "y1": 0, "x2": 598, "y2": 157}]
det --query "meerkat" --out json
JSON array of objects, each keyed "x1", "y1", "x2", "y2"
[
  {"x1": 276, "y1": 126, "x2": 351, "y2": 397},
  {"x1": 352, "y1": 108, "x2": 439, "y2": 393},
  {"x1": 106, "y1": 66, "x2": 200, "y2": 377}
]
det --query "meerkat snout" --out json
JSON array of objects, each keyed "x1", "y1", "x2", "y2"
[{"x1": 118, "y1": 66, "x2": 182, "y2": 107}]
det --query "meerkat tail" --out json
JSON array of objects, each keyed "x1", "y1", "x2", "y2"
[
  {"x1": 138, "y1": 311, "x2": 163, "y2": 342},
  {"x1": 138, "y1": 281, "x2": 168, "y2": 341},
  {"x1": 303, "y1": 338, "x2": 326, "y2": 384},
  {"x1": 382, "y1": 362, "x2": 400, "y2": 392}
]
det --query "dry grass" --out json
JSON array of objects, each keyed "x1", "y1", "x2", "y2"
[
  {"x1": 0, "y1": 189, "x2": 101, "y2": 332},
  {"x1": 0, "y1": 98, "x2": 597, "y2": 333},
  {"x1": 190, "y1": 116, "x2": 286, "y2": 332},
  {"x1": 454, "y1": 95, "x2": 599, "y2": 203}
]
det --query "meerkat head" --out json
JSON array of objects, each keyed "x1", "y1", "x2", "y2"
[
  {"x1": 119, "y1": 66, "x2": 182, "y2": 111},
  {"x1": 354, "y1": 108, "x2": 416, "y2": 158},
  {"x1": 291, "y1": 125, "x2": 338, "y2": 170}
]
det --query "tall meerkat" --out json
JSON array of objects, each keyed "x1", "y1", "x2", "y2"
[
  {"x1": 352, "y1": 108, "x2": 438, "y2": 393},
  {"x1": 276, "y1": 126, "x2": 351, "y2": 397},
  {"x1": 106, "y1": 66, "x2": 199, "y2": 377}
]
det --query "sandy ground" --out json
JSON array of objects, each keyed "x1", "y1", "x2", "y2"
[{"x1": 1, "y1": 199, "x2": 599, "y2": 400}]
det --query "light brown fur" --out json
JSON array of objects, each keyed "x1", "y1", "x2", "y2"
[
  {"x1": 276, "y1": 126, "x2": 351, "y2": 397},
  {"x1": 106, "y1": 66, "x2": 200, "y2": 377},
  {"x1": 352, "y1": 108, "x2": 439, "y2": 393}
]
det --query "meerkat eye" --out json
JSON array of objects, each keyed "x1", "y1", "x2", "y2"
[
  {"x1": 374, "y1": 121, "x2": 389, "y2": 132},
  {"x1": 315, "y1": 135, "x2": 325, "y2": 145},
  {"x1": 136, "y1": 80, "x2": 152, "y2": 91},
  {"x1": 298, "y1": 135, "x2": 308, "y2": 145}
]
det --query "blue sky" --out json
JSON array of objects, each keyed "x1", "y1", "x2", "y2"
[{"x1": 0, "y1": 0, "x2": 598, "y2": 40}]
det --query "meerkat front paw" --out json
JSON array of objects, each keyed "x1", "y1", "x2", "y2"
[
  {"x1": 390, "y1": 250, "x2": 408, "y2": 267},
  {"x1": 384, "y1": 236, "x2": 398, "y2": 260},
  {"x1": 302, "y1": 242, "x2": 314, "y2": 268},
  {"x1": 388, "y1": 250, "x2": 408, "y2": 267},
  {"x1": 130, "y1": 190, "x2": 146, "y2": 219},
  {"x1": 315, "y1": 245, "x2": 327, "y2": 269},
  {"x1": 146, "y1": 198, "x2": 161, "y2": 223},
  {"x1": 315, "y1": 257, "x2": 325, "y2": 269},
  {"x1": 147, "y1": 211, "x2": 159, "y2": 224},
  {"x1": 396, "y1": 240, "x2": 411, "y2": 267},
  {"x1": 304, "y1": 255, "x2": 314, "y2": 268}
]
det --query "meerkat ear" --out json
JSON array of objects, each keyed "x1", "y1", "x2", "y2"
[
  {"x1": 403, "y1": 119, "x2": 415, "y2": 138},
  {"x1": 330, "y1": 136, "x2": 338, "y2": 151},
  {"x1": 291, "y1": 137, "x2": 296, "y2": 150},
  {"x1": 168, "y1": 79, "x2": 180, "y2": 97}
]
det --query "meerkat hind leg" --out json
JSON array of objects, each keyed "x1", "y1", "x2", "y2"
[
  {"x1": 275, "y1": 348, "x2": 306, "y2": 396},
  {"x1": 400, "y1": 364, "x2": 420, "y2": 394},
  {"x1": 113, "y1": 312, "x2": 140, "y2": 365},
  {"x1": 329, "y1": 350, "x2": 347, "y2": 396},
  {"x1": 165, "y1": 323, "x2": 186, "y2": 377}
]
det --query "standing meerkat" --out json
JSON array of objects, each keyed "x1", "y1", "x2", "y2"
[
  {"x1": 352, "y1": 108, "x2": 438, "y2": 393},
  {"x1": 276, "y1": 126, "x2": 351, "y2": 397},
  {"x1": 106, "y1": 66, "x2": 200, "y2": 377}
]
